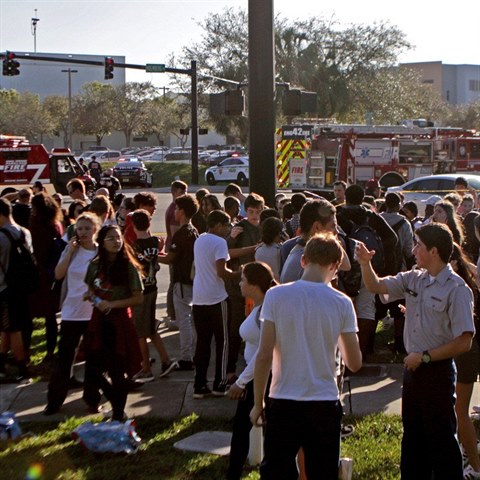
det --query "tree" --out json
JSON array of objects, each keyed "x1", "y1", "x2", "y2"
[
  {"x1": 74, "y1": 82, "x2": 114, "y2": 146},
  {"x1": 175, "y1": 8, "x2": 416, "y2": 129},
  {"x1": 109, "y1": 82, "x2": 157, "y2": 147},
  {"x1": 43, "y1": 95, "x2": 70, "y2": 146},
  {"x1": 444, "y1": 100, "x2": 480, "y2": 131},
  {"x1": 0, "y1": 89, "x2": 20, "y2": 134},
  {"x1": 344, "y1": 67, "x2": 448, "y2": 124}
]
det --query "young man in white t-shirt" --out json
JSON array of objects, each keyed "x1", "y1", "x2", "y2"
[
  {"x1": 192, "y1": 210, "x2": 235, "y2": 398},
  {"x1": 251, "y1": 233, "x2": 362, "y2": 480}
]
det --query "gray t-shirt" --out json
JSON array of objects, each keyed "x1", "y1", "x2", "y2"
[
  {"x1": 279, "y1": 244, "x2": 304, "y2": 284},
  {"x1": 382, "y1": 264, "x2": 474, "y2": 353}
]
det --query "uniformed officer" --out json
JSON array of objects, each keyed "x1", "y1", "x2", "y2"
[{"x1": 355, "y1": 223, "x2": 474, "y2": 480}]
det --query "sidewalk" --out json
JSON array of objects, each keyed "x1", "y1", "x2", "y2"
[{"x1": 2, "y1": 290, "x2": 480, "y2": 421}]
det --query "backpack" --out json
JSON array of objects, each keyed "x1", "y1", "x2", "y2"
[
  {"x1": 0, "y1": 227, "x2": 39, "y2": 295},
  {"x1": 349, "y1": 223, "x2": 385, "y2": 275},
  {"x1": 337, "y1": 236, "x2": 362, "y2": 297}
]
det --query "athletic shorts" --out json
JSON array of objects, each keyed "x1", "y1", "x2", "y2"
[
  {"x1": 132, "y1": 290, "x2": 157, "y2": 338},
  {"x1": 0, "y1": 289, "x2": 29, "y2": 332},
  {"x1": 455, "y1": 337, "x2": 480, "y2": 384}
]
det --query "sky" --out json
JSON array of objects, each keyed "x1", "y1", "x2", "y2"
[{"x1": 1, "y1": 0, "x2": 479, "y2": 89}]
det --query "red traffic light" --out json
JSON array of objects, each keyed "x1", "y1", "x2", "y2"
[
  {"x1": 104, "y1": 57, "x2": 114, "y2": 80},
  {"x1": 7, "y1": 52, "x2": 16, "y2": 60}
]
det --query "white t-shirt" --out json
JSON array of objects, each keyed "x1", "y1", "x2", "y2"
[
  {"x1": 237, "y1": 305, "x2": 262, "y2": 386},
  {"x1": 261, "y1": 280, "x2": 358, "y2": 401},
  {"x1": 192, "y1": 232, "x2": 230, "y2": 305},
  {"x1": 60, "y1": 246, "x2": 97, "y2": 321}
]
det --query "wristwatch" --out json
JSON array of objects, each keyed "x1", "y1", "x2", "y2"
[{"x1": 422, "y1": 350, "x2": 431, "y2": 364}]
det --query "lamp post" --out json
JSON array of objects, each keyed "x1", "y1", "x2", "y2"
[{"x1": 61, "y1": 68, "x2": 78, "y2": 150}]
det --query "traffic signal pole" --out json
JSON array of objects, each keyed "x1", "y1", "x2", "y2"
[
  {"x1": 3, "y1": 52, "x2": 199, "y2": 184},
  {"x1": 248, "y1": 0, "x2": 276, "y2": 206}
]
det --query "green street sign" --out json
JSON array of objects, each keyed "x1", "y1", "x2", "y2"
[{"x1": 145, "y1": 64, "x2": 166, "y2": 73}]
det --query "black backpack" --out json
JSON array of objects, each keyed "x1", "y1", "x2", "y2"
[
  {"x1": 349, "y1": 223, "x2": 385, "y2": 275},
  {"x1": 337, "y1": 236, "x2": 362, "y2": 297},
  {"x1": 0, "y1": 227, "x2": 39, "y2": 295}
]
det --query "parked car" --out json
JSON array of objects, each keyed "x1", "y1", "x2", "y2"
[
  {"x1": 92, "y1": 150, "x2": 122, "y2": 163},
  {"x1": 113, "y1": 159, "x2": 152, "y2": 188},
  {"x1": 387, "y1": 173, "x2": 480, "y2": 215},
  {"x1": 205, "y1": 155, "x2": 249, "y2": 186}
]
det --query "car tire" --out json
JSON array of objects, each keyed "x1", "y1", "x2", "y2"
[
  {"x1": 237, "y1": 172, "x2": 248, "y2": 187},
  {"x1": 206, "y1": 173, "x2": 216, "y2": 185}
]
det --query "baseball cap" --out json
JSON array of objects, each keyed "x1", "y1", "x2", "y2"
[{"x1": 422, "y1": 195, "x2": 442, "y2": 206}]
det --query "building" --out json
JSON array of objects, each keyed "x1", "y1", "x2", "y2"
[
  {"x1": 401, "y1": 61, "x2": 480, "y2": 105},
  {"x1": 0, "y1": 51, "x2": 126, "y2": 99}
]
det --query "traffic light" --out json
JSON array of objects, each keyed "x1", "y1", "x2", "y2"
[
  {"x1": 2, "y1": 51, "x2": 20, "y2": 76},
  {"x1": 180, "y1": 128, "x2": 190, "y2": 135},
  {"x1": 282, "y1": 89, "x2": 317, "y2": 116},
  {"x1": 104, "y1": 57, "x2": 114, "y2": 80},
  {"x1": 209, "y1": 90, "x2": 245, "y2": 116}
]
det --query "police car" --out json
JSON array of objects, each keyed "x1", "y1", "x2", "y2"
[
  {"x1": 112, "y1": 158, "x2": 153, "y2": 188},
  {"x1": 205, "y1": 155, "x2": 249, "y2": 186}
]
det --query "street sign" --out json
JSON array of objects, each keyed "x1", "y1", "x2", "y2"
[{"x1": 145, "y1": 64, "x2": 165, "y2": 73}]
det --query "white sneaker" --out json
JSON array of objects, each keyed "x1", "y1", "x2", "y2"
[
  {"x1": 132, "y1": 371, "x2": 154, "y2": 383},
  {"x1": 464, "y1": 465, "x2": 480, "y2": 479}
]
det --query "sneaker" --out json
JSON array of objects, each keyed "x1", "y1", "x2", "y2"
[
  {"x1": 464, "y1": 465, "x2": 480, "y2": 479},
  {"x1": 193, "y1": 386, "x2": 212, "y2": 399},
  {"x1": 132, "y1": 371, "x2": 155, "y2": 383},
  {"x1": 159, "y1": 361, "x2": 179, "y2": 378},
  {"x1": 212, "y1": 384, "x2": 229, "y2": 397},
  {"x1": 177, "y1": 360, "x2": 195, "y2": 371}
]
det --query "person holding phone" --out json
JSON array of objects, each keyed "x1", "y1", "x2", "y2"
[{"x1": 44, "y1": 213, "x2": 100, "y2": 415}]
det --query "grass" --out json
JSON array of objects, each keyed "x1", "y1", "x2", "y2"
[{"x1": 1, "y1": 413, "x2": 403, "y2": 480}]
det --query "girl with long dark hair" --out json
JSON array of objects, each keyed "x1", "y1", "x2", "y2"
[
  {"x1": 83, "y1": 225, "x2": 143, "y2": 421},
  {"x1": 226, "y1": 261, "x2": 277, "y2": 480}
]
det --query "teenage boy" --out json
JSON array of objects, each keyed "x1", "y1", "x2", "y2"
[
  {"x1": 251, "y1": 233, "x2": 362, "y2": 479},
  {"x1": 165, "y1": 181, "x2": 188, "y2": 328},
  {"x1": 159, "y1": 194, "x2": 199, "y2": 371},
  {"x1": 131, "y1": 210, "x2": 177, "y2": 382},
  {"x1": 226, "y1": 193, "x2": 264, "y2": 380},
  {"x1": 356, "y1": 223, "x2": 474, "y2": 479}
]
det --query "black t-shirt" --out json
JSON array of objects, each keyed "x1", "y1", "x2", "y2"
[
  {"x1": 170, "y1": 223, "x2": 198, "y2": 285},
  {"x1": 133, "y1": 236, "x2": 161, "y2": 294}
]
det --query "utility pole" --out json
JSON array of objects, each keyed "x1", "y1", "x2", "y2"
[
  {"x1": 191, "y1": 60, "x2": 199, "y2": 185},
  {"x1": 31, "y1": 9, "x2": 40, "y2": 53},
  {"x1": 61, "y1": 68, "x2": 78, "y2": 150},
  {"x1": 248, "y1": 0, "x2": 276, "y2": 206}
]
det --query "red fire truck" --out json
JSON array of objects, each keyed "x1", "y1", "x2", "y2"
[
  {"x1": 275, "y1": 123, "x2": 480, "y2": 193},
  {"x1": 0, "y1": 135, "x2": 91, "y2": 194}
]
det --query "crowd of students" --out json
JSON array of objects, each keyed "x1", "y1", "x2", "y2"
[{"x1": 0, "y1": 175, "x2": 479, "y2": 479}]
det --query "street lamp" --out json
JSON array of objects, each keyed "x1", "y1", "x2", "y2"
[{"x1": 61, "y1": 68, "x2": 78, "y2": 150}]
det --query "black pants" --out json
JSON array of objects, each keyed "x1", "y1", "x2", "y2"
[
  {"x1": 227, "y1": 381, "x2": 254, "y2": 480},
  {"x1": 47, "y1": 320, "x2": 88, "y2": 409},
  {"x1": 45, "y1": 313, "x2": 58, "y2": 355},
  {"x1": 261, "y1": 398, "x2": 343, "y2": 480},
  {"x1": 192, "y1": 300, "x2": 229, "y2": 390},
  {"x1": 226, "y1": 292, "x2": 246, "y2": 374},
  {"x1": 83, "y1": 348, "x2": 129, "y2": 421},
  {"x1": 401, "y1": 359, "x2": 462, "y2": 480}
]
